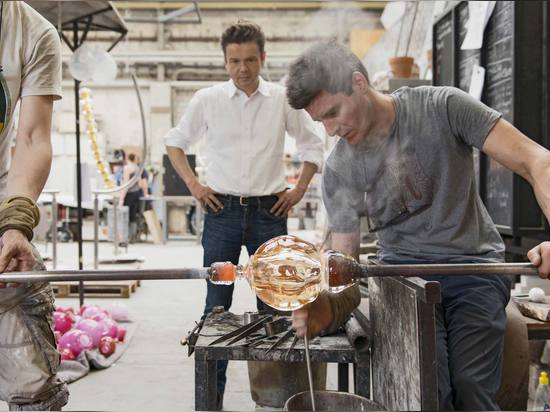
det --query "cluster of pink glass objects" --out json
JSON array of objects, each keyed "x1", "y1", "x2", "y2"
[{"x1": 54, "y1": 303, "x2": 129, "y2": 360}]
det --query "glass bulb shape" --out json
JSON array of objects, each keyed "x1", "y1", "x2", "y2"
[{"x1": 208, "y1": 235, "x2": 359, "y2": 311}]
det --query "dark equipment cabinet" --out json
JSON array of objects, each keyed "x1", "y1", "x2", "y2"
[
  {"x1": 162, "y1": 153, "x2": 196, "y2": 196},
  {"x1": 433, "y1": 1, "x2": 549, "y2": 238}
]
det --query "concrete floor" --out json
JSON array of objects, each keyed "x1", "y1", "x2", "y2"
[{"x1": 0, "y1": 232, "x2": 340, "y2": 411}]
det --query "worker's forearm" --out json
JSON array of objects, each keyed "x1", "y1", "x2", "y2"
[
  {"x1": 295, "y1": 161, "x2": 318, "y2": 191},
  {"x1": 7, "y1": 134, "x2": 52, "y2": 201},
  {"x1": 321, "y1": 230, "x2": 362, "y2": 333},
  {"x1": 324, "y1": 284, "x2": 361, "y2": 334},
  {"x1": 528, "y1": 153, "x2": 550, "y2": 224},
  {"x1": 331, "y1": 229, "x2": 361, "y2": 260},
  {"x1": 166, "y1": 146, "x2": 198, "y2": 187}
]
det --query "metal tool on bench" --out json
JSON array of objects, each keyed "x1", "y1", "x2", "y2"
[
  {"x1": 0, "y1": 262, "x2": 539, "y2": 285},
  {"x1": 208, "y1": 315, "x2": 272, "y2": 346},
  {"x1": 229, "y1": 316, "x2": 290, "y2": 347},
  {"x1": 264, "y1": 327, "x2": 294, "y2": 355},
  {"x1": 264, "y1": 317, "x2": 290, "y2": 336},
  {"x1": 243, "y1": 311, "x2": 266, "y2": 325},
  {"x1": 243, "y1": 317, "x2": 291, "y2": 348},
  {"x1": 180, "y1": 318, "x2": 205, "y2": 356},
  {"x1": 284, "y1": 334, "x2": 300, "y2": 361},
  {"x1": 243, "y1": 333, "x2": 279, "y2": 348}
]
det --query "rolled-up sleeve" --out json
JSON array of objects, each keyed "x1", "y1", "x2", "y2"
[
  {"x1": 164, "y1": 91, "x2": 206, "y2": 151},
  {"x1": 21, "y1": 27, "x2": 62, "y2": 100},
  {"x1": 285, "y1": 104, "x2": 324, "y2": 172}
]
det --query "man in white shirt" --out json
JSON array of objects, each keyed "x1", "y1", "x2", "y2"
[
  {"x1": 0, "y1": 1, "x2": 69, "y2": 410},
  {"x1": 164, "y1": 20, "x2": 324, "y2": 407}
]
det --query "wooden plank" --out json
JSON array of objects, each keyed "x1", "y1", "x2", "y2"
[
  {"x1": 143, "y1": 209, "x2": 163, "y2": 244},
  {"x1": 51, "y1": 280, "x2": 138, "y2": 299},
  {"x1": 52, "y1": 283, "x2": 70, "y2": 298},
  {"x1": 514, "y1": 296, "x2": 550, "y2": 322}
]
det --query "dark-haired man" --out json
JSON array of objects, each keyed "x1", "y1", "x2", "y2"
[
  {"x1": 287, "y1": 41, "x2": 550, "y2": 410},
  {"x1": 164, "y1": 20, "x2": 324, "y2": 407}
]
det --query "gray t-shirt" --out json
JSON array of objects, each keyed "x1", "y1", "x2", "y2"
[{"x1": 322, "y1": 86, "x2": 505, "y2": 263}]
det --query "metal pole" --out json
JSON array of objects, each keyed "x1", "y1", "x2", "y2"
[
  {"x1": 0, "y1": 268, "x2": 210, "y2": 283},
  {"x1": 73, "y1": 23, "x2": 84, "y2": 307},
  {"x1": 51, "y1": 191, "x2": 58, "y2": 269},
  {"x1": 93, "y1": 192, "x2": 99, "y2": 269},
  {"x1": 303, "y1": 333, "x2": 316, "y2": 411},
  {"x1": 162, "y1": 198, "x2": 168, "y2": 244},
  {"x1": 0, "y1": 262, "x2": 538, "y2": 284},
  {"x1": 113, "y1": 196, "x2": 119, "y2": 256},
  {"x1": 360, "y1": 262, "x2": 539, "y2": 278}
]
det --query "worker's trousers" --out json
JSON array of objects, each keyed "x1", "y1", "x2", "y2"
[
  {"x1": 431, "y1": 274, "x2": 511, "y2": 411},
  {"x1": 201, "y1": 195, "x2": 287, "y2": 394},
  {"x1": 0, "y1": 248, "x2": 69, "y2": 411}
]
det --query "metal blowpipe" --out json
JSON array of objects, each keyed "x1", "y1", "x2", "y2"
[
  {"x1": 0, "y1": 268, "x2": 210, "y2": 284},
  {"x1": 0, "y1": 262, "x2": 539, "y2": 285},
  {"x1": 361, "y1": 262, "x2": 539, "y2": 277}
]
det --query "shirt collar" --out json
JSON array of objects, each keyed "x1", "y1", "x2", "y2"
[
  {"x1": 223, "y1": 77, "x2": 271, "y2": 98},
  {"x1": 257, "y1": 77, "x2": 271, "y2": 97}
]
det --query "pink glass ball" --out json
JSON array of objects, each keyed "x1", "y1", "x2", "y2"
[
  {"x1": 75, "y1": 319, "x2": 102, "y2": 347},
  {"x1": 58, "y1": 329, "x2": 93, "y2": 357},
  {"x1": 53, "y1": 312, "x2": 73, "y2": 335}
]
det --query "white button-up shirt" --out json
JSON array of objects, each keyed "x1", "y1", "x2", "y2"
[{"x1": 164, "y1": 77, "x2": 324, "y2": 197}]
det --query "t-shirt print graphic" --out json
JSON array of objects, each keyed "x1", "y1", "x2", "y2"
[
  {"x1": 0, "y1": 73, "x2": 11, "y2": 137},
  {"x1": 365, "y1": 150, "x2": 435, "y2": 232}
]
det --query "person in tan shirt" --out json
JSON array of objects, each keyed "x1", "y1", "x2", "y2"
[{"x1": 0, "y1": 2, "x2": 68, "y2": 410}]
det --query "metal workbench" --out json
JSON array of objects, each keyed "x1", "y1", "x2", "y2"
[{"x1": 193, "y1": 311, "x2": 370, "y2": 411}]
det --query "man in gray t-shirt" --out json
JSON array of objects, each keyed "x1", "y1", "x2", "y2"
[
  {"x1": 286, "y1": 41, "x2": 550, "y2": 410},
  {"x1": 323, "y1": 85, "x2": 505, "y2": 264}
]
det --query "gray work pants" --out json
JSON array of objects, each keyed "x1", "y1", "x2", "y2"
[
  {"x1": 0, "y1": 250, "x2": 69, "y2": 411},
  {"x1": 434, "y1": 274, "x2": 510, "y2": 411}
]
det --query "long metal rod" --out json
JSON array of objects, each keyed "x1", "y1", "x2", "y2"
[
  {"x1": 113, "y1": 197, "x2": 119, "y2": 256},
  {"x1": 0, "y1": 268, "x2": 209, "y2": 284},
  {"x1": 93, "y1": 193, "x2": 99, "y2": 269},
  {"x1": 72, "y1": 23, "x2": 84, "y2": 307},
  {"x1": 360, "y1": 262, "x2": 538, "y2": 278},
  {"x1": 51, "y1": 192, "x2": 58, "y2": 269},
  {"x1": 0, "y1": 262, "x2": 539, "y2": 284},
  {"x1": 304, "y1": 332, "x2": 316, "y2": 411}
]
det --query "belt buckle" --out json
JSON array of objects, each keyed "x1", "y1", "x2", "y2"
[{"x1": 239, "y1": 196, "x2": 248, "y2": 206}]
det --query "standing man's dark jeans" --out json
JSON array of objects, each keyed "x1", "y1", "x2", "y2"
[{"x1": 201, "y1": 194, "x2": 287, "y2": 395}]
